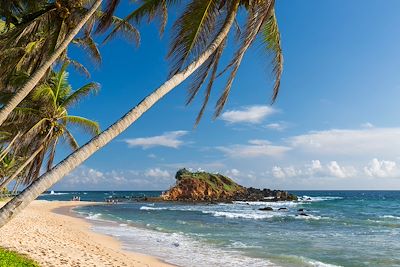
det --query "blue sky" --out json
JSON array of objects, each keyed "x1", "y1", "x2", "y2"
[{"x1": 53, "y1": 0, "x2": 400, "y2": 190}]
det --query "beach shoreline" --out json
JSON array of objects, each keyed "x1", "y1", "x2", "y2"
[{"x1": 0, "y1": 200, "x2": 175, "y2": 267}]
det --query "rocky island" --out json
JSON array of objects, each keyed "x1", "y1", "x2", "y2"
[{"x1": 161, "y1": 168, "x2": 297, "y2": 202}]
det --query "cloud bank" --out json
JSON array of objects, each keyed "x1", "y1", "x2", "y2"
[
  {"x1": 124, "y1": 131, "x2": 188, "y2": 149},
  {"x1": 220, "y1": 105, "x2": 276, "y2": 124}
]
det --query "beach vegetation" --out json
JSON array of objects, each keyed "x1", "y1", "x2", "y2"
[
  {"x1": 0, "y1": 247, "x2": 39, "y2": 267},
  {"x1": 176, "y1": 169, "x2": 242, "y2": 193}
]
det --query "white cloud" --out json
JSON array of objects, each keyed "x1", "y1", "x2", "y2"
[
  {"x1": 144, "y1": 168, "x2": 171, "y2": 178},
  {"x1": 231, "y1": 169, "x2": 240, "y2": 176},
  {"x1": 271, "y1": 166, "x2": 286, "y2": 179},
  {"x1": 266, "y1": 122, "x2": 287, "y2": 131},
  {"x1": 216, "y1": 127, "x2": 400, "y2": 160},
  {"x1": 124, "y1": 131, "x2": 188, "y2": 149},
  {"x1": 58, "y1": 166, "x2": 175, "y2": 190},
  {"x1": 266, "y1": 160, "x2": 357, "y2": 179},
  {"x1": 288, "y1": 128, "x2": 400, "y2": 157},
  {"x1": 220, "y1": 105, "x2": 276, "y2": 124},
  {"x1": 217, "y1": 139, "x2": 291, "y2": 158},
  {"x1": 364, "y1": 158, "x2": 398, "y2": 178},
  {"x1": 327, "y1": 161, "x2": 350, "y2": 178},
  {"x1": 308, "y1": 160, "x2": 323, "y2": 173},
  {"x1": 226, "y1": 168, "x2": 240, "y2": 176}
]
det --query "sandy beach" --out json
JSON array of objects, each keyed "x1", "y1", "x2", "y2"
[{"x1": 0, "y1": 200, "x2": 175, "y2": 267}]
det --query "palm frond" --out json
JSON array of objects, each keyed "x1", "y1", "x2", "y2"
[
  {"x1": 96, "y1": 0, "x2": 121, "y2": 33},
  {"x1": 32, "y1": 83, "x2": 56, "y2": 105},
  {"x1": 61, "y1": 82, "x2": 100, "y2": 108},
  {"x1": 214, "y1": 4, "x2": 272, "y2": 117},
  {"x1": 167, "y1": 0, "x2": 220, "y2": 76},
  {"x1": 186, "y1": 53, "x2": 215, "y2": 106},
  {"x1": 73, "y1": 36, "x2": 102, "y2": 64},
  {"x1": 195, "y1": 37, "x2": 226, "y2": 125},
  {"x1": 64, "y1": 115, "x2": 100, "y2": 136},
  {"x1": 104, "y1": 0, "x2": 180, "y2": 40},
  {"x1": 102, "y1": 15, "x2": 140, "y2": 46},
  {"x1": 66, "y1": 58, "x2": 90, "y2": 78},
  {"x1": 63, "y1": 128, "x2": 79, "y2": 151},
  {"x1": 261, "y1": 9, "x2": 283, "y2": 103},
  {"x1": 46, "y1": 138, "x2": 58, "y2": 171}
]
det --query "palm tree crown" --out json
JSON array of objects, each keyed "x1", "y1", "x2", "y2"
[
  {"x1": 104, "y1": 0, "x2": 282, "y2": 124},
  {"x1": 0, "y1": 62, "x2": 100, "y2": 188}
]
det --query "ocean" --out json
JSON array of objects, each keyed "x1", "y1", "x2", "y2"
[{"x1": 39, "y1": 191, "x2": 400, "y2": 267}]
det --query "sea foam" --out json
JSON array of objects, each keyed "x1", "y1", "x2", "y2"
[
  {"x1": 380, "y1": 215, "x2": 400, "y2": 220},
  {"x1": 90, "y1": 223, "x2": 278, "y2": 267}
]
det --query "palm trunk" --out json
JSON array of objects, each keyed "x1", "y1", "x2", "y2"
[
  {"x1": 0, "y1": 145, "x2": 44, "y2": 191},
  {"x1": 0, "y1": 0, "x2": 103, "y2": 126},
  {"x1": 0, "y1": 1, "x2": 240, "y2": 227},
  {"x1": 0, "y1": 132, "x2": 21, "y2": 162}
]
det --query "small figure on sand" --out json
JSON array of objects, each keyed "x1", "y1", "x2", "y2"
[
  {"x1": 106, "y1": 198, "x2": 118, "y2": 204},
  {"x1": 71, "y1": 196, "x2": 80, "y2": 201}
]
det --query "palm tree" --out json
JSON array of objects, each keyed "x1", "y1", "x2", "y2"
[
  {"x1": 0, "y1": 62, "x2": 100, "y2": 191},
  {"x1": 0, "y1": 1, "x2": 97, "y2": 85},
  {"x1": 0, "y1": 0, "x2": 103, "y2": 126},
  {"x1": 0, "y1": 0, "x2": 283, "y2": 226}
]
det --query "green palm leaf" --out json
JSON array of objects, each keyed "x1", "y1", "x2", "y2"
[
  {"x1": 168, "y1": 0, "x2": 220, "y2": 75},
  {"x1": 32, "y1": 83, "x2": 56, "y2": 105},
  {"x1": 262, "y1": 10, "x2": 283, "y2": 103},
  {"x1": 61, "y1": 82, "x2": 100, "y2": 108},
  {"x1": 73, "y1": 36, "x2": 102, "y2": 64},
  {"x1": 64, "y1": 115, "x2": 100, "y2": 136},
  {"x1": 63, "y1": 128, "x2": 79, "y2": 151},
  {"x1": 103, "y1": 0, "x2": 180, "y2": 41}
]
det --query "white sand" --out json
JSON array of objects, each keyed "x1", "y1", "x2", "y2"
[{"x1": 0, "y1": 200, "x2": 175, "y2": 267}]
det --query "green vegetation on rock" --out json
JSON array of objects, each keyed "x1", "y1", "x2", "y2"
[
  {"x1": 0, "y1": 247, "x2": 39, "y2": 267},
  {"x1": 175, "y1": 168, "x2": 243, "y2": 193}
]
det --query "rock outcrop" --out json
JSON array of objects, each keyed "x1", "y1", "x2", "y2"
[{"x1": 161, "y1": 169, "x2": 297, "y2": 202}]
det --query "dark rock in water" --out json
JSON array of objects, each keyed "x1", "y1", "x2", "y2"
[
  {"x1": 259, "y1": 207, "x2": 273, "y2": 211},
  {"x1": 298, "y1": 208, "x2": 304, "y2": 212},
  {"x1": 298, "y1": 212, "x2": 309, "y2": 216},
  {"x1": 172, "y1": 242, "x2": 180, "y2": 247},
  {"x1": 278, "y1": 207, "x2": 288, "y2": 211},
  {"x1": 160, "y1": 168, "x2": 298, "y2": 203}
]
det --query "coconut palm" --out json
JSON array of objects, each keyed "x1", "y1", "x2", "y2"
[
  {"x1": 0, "y1": 0, "x2": 100, "y2": 86},
  {"x1": 0, "y1": 62, "x2": 100, "y2": 191},
  {"x1": 0, "y1": 0, "x2": 283, "y2": 226},
  {"x1": 0, "y1": 0, "x2": 103, "y2": 126},
  {"x1": 0, "y1": 0, "x2": 140, "y2": 126}
]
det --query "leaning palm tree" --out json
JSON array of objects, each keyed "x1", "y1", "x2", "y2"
[
  {"x1": 0, "y1": 63, "x2": 100, "y2": 191},
  {"x1": 0, "y1": 0, "x2": 282, "y2": 226},
  {"x1": 0, "y1": 0, "x2": 103, "y2": 126}
]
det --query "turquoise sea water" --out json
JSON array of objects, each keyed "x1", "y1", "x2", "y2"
[{"x1": 39, "y1": 191, "x2": 400, "y2": 267}]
